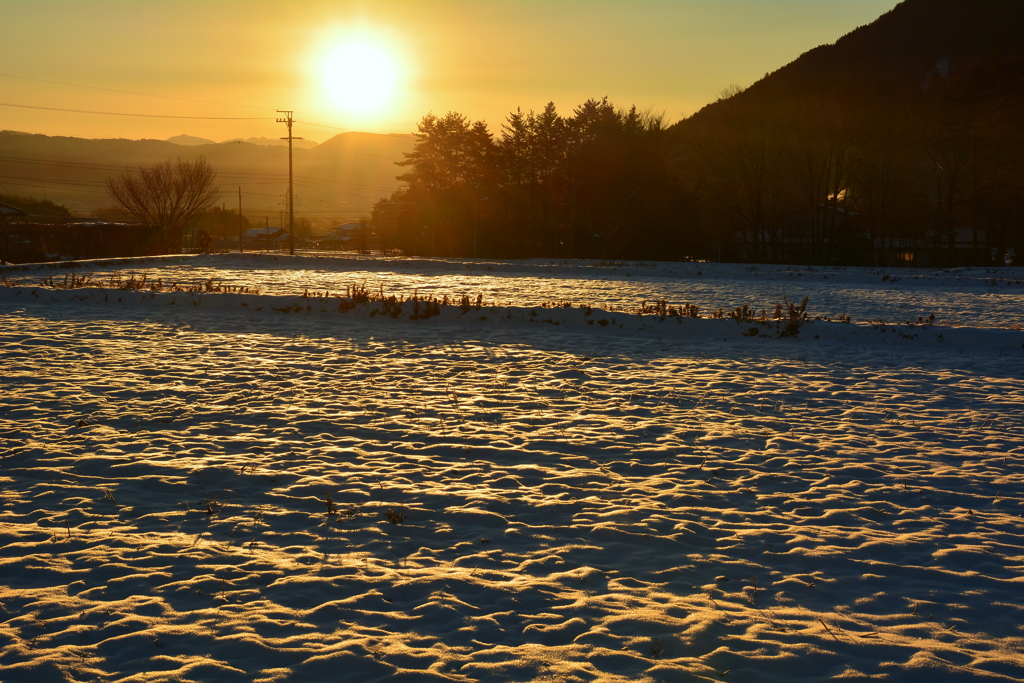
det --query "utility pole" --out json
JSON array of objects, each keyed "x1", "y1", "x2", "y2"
[
  {"x1": 238, "y1": 187, "x2": 243, "y2": 253},
  {"x1": 276, "y1": 110, "x2": 301, "y2": 256}
]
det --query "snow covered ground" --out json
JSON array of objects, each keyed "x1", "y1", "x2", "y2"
[
  {"x1": 3, "y1": 251, "x2": 1022, "y2": 328},
  {"x1": 1, "y1": 255, "x2": 1023, "y2": 682}
]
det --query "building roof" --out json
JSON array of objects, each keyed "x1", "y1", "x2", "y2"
[{"x1": 0, "y1": 202, "x2": 30, "y2": 217}]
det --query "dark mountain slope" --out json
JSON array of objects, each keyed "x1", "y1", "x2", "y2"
[
  {"x1": 680, "y1": 0, "x2": 1024, "y2": 123},
  {"x1": 670, "y1": 0, "x2": 1024, "y2": 266}
]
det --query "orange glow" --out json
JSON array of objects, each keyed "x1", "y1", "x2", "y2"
[
  {"x1": 307, "y1": 25, "x2": 409, "y2": 126},
  {"x1": 0, "y1": 1, "x2": 900, "y2": 141},
  {"x1": 321, "y1": 41, "x2": 399, "y2": 114}
]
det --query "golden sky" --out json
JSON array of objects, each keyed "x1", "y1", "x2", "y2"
[{"x1": 0, "y1": 0, "x2": 900, "y2": 142}]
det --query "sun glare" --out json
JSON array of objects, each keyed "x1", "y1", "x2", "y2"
[{"x1": 320, "y1": 39, "x2": 399, "y2": 116}]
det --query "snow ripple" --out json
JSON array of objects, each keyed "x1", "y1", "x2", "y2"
[{"x1": 1, "y1": 282, "x2": 1023, "y2": 682}]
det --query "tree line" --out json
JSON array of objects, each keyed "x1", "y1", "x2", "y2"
[
  {"x1": 677, "y1": 53, "x2": 1024, "y2": 266},
  {"x1": 371, "y1": 99, "x2": 698, "y2": 261},
  {"x1": 12, "y1": 52, "x2": 1024, "y2": 266},
  {"x1": 373, "y1": 55, "x2": 1024, "y2": 265}
]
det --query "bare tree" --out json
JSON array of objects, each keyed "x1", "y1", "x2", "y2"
[
  {"x1": 687, "y1": 95, "x2": 785, "y2": 263},
  {"x1": 107, "y1": 157, "x2": 220, "y2": 253}
]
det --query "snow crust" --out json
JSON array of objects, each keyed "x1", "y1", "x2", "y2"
[
  {"x1": 1, "y1": 257, "x2": 1023, "y2": 682},
  {"x1": 3, "y1": 251, "x2": 1023, "y2": 328}
]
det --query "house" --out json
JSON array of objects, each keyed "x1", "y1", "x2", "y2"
[
  {"x1": 873, "y1": 228, "x2": 991, "y2": 267},
  {"x1": 2, "y1": 202, "x2": 169, "y2": 263},
  {"x1": 2, "y1": 220, "x2": 160, "y2": 263},
  {"x1": 0, "y1": 201, "x2": 29, "y2": 220},
  {"x1": 0, "y1": 202, "x2": 29, "y2": 263},
  {"x1": 872, "y1": 235, "x2": 925, "y2": 266},
  {"x1": 241, "y1": 226, "x2": 290, "y2": 251},
  {"x1": 731, "y1": 204, "x2": 866, "y2": 264},
  {"x1": 317, "y1": 223, "x2": 378, "y2": 252}
]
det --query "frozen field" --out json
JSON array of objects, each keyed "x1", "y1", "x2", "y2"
[
  {"x1": 3, "y1": 252, "x2": 1023, "y2": 328},
  {"x1": 1, "y1": 256, "x2": 1023, "y2": 683}
]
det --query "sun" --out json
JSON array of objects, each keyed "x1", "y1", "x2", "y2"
[{"x1": 320, "y1": 40, "x2": 399, "y2": 116}]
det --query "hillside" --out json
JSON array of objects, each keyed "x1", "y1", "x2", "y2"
[
  {"x1": 165, "y1": 134, "x2": 218, "y2": 146},
  {"x1": 681, "y1": 0, "x2": 1024, "y2": 123},
  {"x1": 0, "y1": 130, "x2": 414, "y2": 223},
  {"x1": 220, "y1": 136, "x2": 319, "y2": 149},
  {"x1": 668, "y1": 0, "x2": 1024, "y2": 266}
]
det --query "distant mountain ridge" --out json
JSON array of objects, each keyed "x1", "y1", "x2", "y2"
[
  {"x1": 221, "y1": 136, "x2": 319, "y2": 150},
  {"x1": 0, "y1": 130, "x2": 414, "y2": 219},
  {"x1": 165, "y1": 134, "x2": 218, "y2": 146},
  {"x1": 166, "y1": 134, "x2": 320, "y2": 149}
]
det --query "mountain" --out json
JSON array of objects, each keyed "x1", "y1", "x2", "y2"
[
  {"x1": 222, "y1": 137, "x2": 320, "y2": 150},
  {"x1": 680, "y1": 0, "x2": 1024, "y2": 124},
  {"x1": 166, "y1": 134, "x2": 218, "y2": 146},
  {"x1": 669, "y1": 0, "x2": 1024, "y2": 265},
  {"x1": 0, "y1": 130, "x2": 415, "y2": 222},
  {"x1": 167, "y1": 134, "x2": 320, "y2": 149}
]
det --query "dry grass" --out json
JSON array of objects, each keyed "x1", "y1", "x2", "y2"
[{"x1": 36, "y1": 270, "x2": 259, "y2": 294}]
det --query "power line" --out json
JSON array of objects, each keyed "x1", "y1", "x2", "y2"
[
  {"x1": 294, "y1": 120, "x2": 351, "y2": 132},
  {"x1": 0, "y1": 101, "x2": 267, "y2": 120},
  {"x1": 0, "y1": 178, "x2": 109, "y2": 195},
  {"x1": 0, "y1": 173, "x2": 106, "y2": 188},
  {"x1": 0, "y1": 73, "x2": 275, "y2": 113},
  {"x1": 0, "y1": 155, "x2": 125, "y2": 172},
  {"x1": 0, "y1": 155, "x2": 400, "y2": 192},
  {"x1": 0, "y1": 73, "x2": 417, "y2": 129},
  {"x1": 297, "y1": 118, "x2": 419, "y2": 131},
  {"x1": 0, "y1": 177, "x2": 370, "y2": 206}
]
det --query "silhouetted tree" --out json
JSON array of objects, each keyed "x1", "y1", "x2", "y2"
[
  {"x1": 377, "y1": 99, "x2": 694, "y2": 261},
  {"x1": 395, "y1": 112, "x2": 496, "y2": 256},
  {"x1": 106, "y1": 157, "x2": 220, "y2": 253},
  {"x1": 191, "y1": 206, "x2": 253, "y2": 242},
  {"x1": 683, "y1": 90, "x2": 785, "y2": 262}
]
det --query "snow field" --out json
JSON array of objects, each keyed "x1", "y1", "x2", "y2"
[
  {"x1": 3, "y1": 252, "x2": 1023, "y2": 329},
  {"x1": 1, "y1": 267, "x2": 1023, "y2": 682}
]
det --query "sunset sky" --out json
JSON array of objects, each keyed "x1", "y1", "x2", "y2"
[{"x1": 1, "y1": 0, "x2": 900, "y2": 143}]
